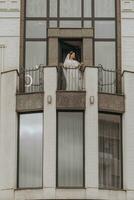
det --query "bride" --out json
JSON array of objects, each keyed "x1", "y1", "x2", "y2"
[{"x1": 63, "y1": 51, "x2": 83, "y2": 90}]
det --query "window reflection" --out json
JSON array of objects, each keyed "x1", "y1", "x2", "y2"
[
  {"x1": 26, "y1": 0, "x2": 47, "y2": 17},
  {"x1": 58, "y1": 112, "x2": 84, "y2": 187},
  {"x1": 60, "y1": 0, "x2": 81, "y2": 17},
  {"x1": 95, "y1": 21, "x2": 115, "y2": 39},
  {"x1": 50, "y1": 0, "x2": 57, "y2": 17},
  {"x1": 84, "y1": 0, "x2": 92, "y2": 17},
  {"x1": 95, "y1": 0, "x2": 115, "y2": 17},
  {"x1": 18, "y1": 113, "x2": 43, "y2": 188},
  {"x1": 25, "y1": 41, "x2": 46, "y2": 69},
  {"x1": 26, "y1": 21, "x2": 47, "y2": 39},
  {"x1": 99, "y1": 113, "x2": 122, "y2": 189},
  {"x1": 95, "y1": 41, "x2": 116, "y2": 69}
]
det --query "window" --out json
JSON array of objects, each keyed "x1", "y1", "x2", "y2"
[
  {"x1": 25, "y1": 0, "x2": 47, "y2": 69},
  {"x1": 59, "y1": 39, "x2": 82, "y2": 63},
  {"x1": 95, "y1": 21, "x2": 115, "y2": 39},
  {"x1": 50, "y1": 0, "x2": 57, "y2": 17},
  {"x1": 25, "y1": 41, "x2": 46, "y2": 68},
  {"x1": 60, "y1": 21, "x2": 81, "y2": 28},
  {"x1": 26, "y1": 21, "x2": 47, "y2": 39},
  {"x1": 84, "y1": 0, "x2": 92, "y2": 17},
  {"x1": 18, "y1": 113, "x2": 43, "y2": 188},
  {"x1": 99, "y1": 113, "x2": 122, "y2": 189},
  {"x1": 95, "y1": 42, "x2": 116, "y2": 69},
  {"x1": 26, "y1": 0, "x2": 47, "y2": 17},
  {"x1": 49, "y1": 20, "x2": 58, "y2": 28},
  {"x1": 60, "y1": 0, "x2": 81, "y2": 18},
  {"x1": 95, "y1": 0, "x2": 115, "y2": 17},
  {"x1": 22, "y1": 0, "x2": 120, "y2": 91},
  {"x1": 23, "y1": 0, "x2": 119, "y2": 68},
  {"x1": 57, "y1": 112, "x2": 84, "y2": 187}
]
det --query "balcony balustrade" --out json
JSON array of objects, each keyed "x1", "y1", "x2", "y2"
[{"x1": 18, "y1": 64, "x2": 122, "y2": 95}]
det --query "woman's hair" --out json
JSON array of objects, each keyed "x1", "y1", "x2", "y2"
[{"x1": 69, "y1": 51, "x2": 75, "y2": 59}]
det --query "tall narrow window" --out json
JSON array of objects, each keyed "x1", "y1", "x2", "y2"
[
  {"x1": 18, "y1": 113, "x2": 43, "y2": 188},
  {"x1": 99, "y1": 113, "x2": 122, "y2": 189},
  {"x1": 57, "y1": 112, "x2": 84, "y2": 187}
]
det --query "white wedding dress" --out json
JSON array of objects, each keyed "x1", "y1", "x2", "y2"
[{"x1": 63, "y1": 54, "x2": 82, "y2": 91}]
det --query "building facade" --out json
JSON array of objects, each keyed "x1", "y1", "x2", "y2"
[{"x1": 0, "y1": 0, "x2": 134, "y2": 199}]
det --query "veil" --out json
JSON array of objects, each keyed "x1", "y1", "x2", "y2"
[
  {"x1": 64, "y1": 53, "x2": 70, "y2": 62},
  {"x1": 63, "y1": 53, "x2": 80, "y2": 68}
]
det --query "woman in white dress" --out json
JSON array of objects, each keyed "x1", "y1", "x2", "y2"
[{"x1": 63, "y1": 51, "x2": 83, "y2": 91}]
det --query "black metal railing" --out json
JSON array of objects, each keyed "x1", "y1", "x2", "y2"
[
  {"x1": 18, "y1": 64, "x2": 122, "y2": 94},
  {"x1": 57, "y1": 64, "x2": 85, "y2": 91},
  {"x1": 19, "y1": 65, "x2": 44, "y2": 93},
  {"x1": 98, "y1": 65, "x2": 122, "y2": 94}
]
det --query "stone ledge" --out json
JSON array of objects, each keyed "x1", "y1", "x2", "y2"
[
  {"x1": 98, "y1": 93, "x2": 125, "y2": 113},
  {"x1": 16, "y1": 92, "x2": 44, "y2": 112},
  {"x1": 48, "y1": 28, "x2": 93, "y2": 38},
  {"x1": 56, "y1": 91, "x2": 86, "y2": 110}
]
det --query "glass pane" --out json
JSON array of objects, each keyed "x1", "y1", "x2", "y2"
[
  {"x1": 58, "y1": 112, "x2": 83, "y2": 187},
  {"x1": 99, "y1": 113, "x2": 122, "y2": 189},
  {"x1": 96, "y1": 42, "x2": 116, "y2": 93},
  {"x1": 84, "y1": 20, "x2": 92, "y2": 28},
  {"x1": 26, "y1": 21, "x2": 47, "y2": 38},
  {"x1": 95, "y1": 42, "x2": 115, "y2": 69},
  {"x1": 26, "y1": 0, "x2": 47, "y2": 17},
  {"x1": 84, "y1": 0, "x2": 91, "y2": 17},
  {"x1": 49, "y1": 20, "x2": 57, "y2": 28},
  {"x1": 25, "y1": 41, "x2": 46, "y2": 68},
  {"x1": 60, "y1": 0, "x2": 81, "y2": 17},
  {"x1": 60, "y1": 21, "x2": 81, "y2": 28},
  {"x1": 95, "y1": 0, "x2": 115, "y2": 17},
  {"x1": 19, "y1": 113, "x2": 43, "y2": 188},
  {"x1": 50, "y1": 0, "x2": 57, "y2": 17},
  {"x1": 95, "y1": 21, "x2": 115, "y2": 38}
]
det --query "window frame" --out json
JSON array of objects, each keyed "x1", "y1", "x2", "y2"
[
  {"x1": 56, "y1": 110, "x2": 85, "y2": 188},
  {"x1": 20, "y1": 0, "x2": 120, "y2": 64},
  {"x1": 17, "y1": 111, "x2": 44, "y2": 189},
  {"x1": 20, "y1": 0, "x2": 121, "y2": 91},
  {"x1": 98, "y1": 111, "x2": 123, "y2": 190}
]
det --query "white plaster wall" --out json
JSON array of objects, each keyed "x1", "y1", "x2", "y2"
[
  {"x1": 123, "y1": 72, "x2": 134, "y2": 191},
  {"x1": 0, "y1": 189, "x2": 14, "y2": 200},
  {"x1": 43, "y1": 68, "x2": 57, "y2": 189},
  {"x1": 0, "y1": 0, "x2": 20, "y2": 71},
  {"x1": 0, "y1": 37, "x2": 19, "y2": 70},
  {"x1": 0, "y1": 18, "x2": 19, "y2": 36},
  {"x1": 85, "y1": 67, "x2": 98, "y2": 189},
  {"x1": 121, "y1": 0, "x2": 134, "y2": 71},
  {"x1": 121, "y1": 2, "x2": 134, "y2": 196},
  {"x1": 0, "y1": 71, "x2": 18, "y2": 190}
]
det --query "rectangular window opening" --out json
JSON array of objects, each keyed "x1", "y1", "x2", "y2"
[
  {"x1": 18, "y1": 112, "x2": 43, "y2": 189},
  {"x1": 57, "y1": 111, "x2": 84, "y2": 188},
  {"x1": 99, "y1": 113, "x2": 122, "y2": 190}
]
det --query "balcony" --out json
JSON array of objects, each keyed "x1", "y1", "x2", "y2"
[
  {"x1": 16, "y1": 64, "x2": 125, "y2": 114},
  {"x1": 98, "y1": 65, "x2": 122, "y2": 95},
  {"x1": 18, "y1": 64, "x2": 122, "y2": 95},
  {"x1": 19, "y1": 65, "x2": 44, "y2": 94},
  {"x1": 57, "y1": 64, "x2": 85, "y2": 91}
]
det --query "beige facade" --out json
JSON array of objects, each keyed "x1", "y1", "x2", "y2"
[{"x1": 1, "y1": 0, "x2": 134, "y2": 200}]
